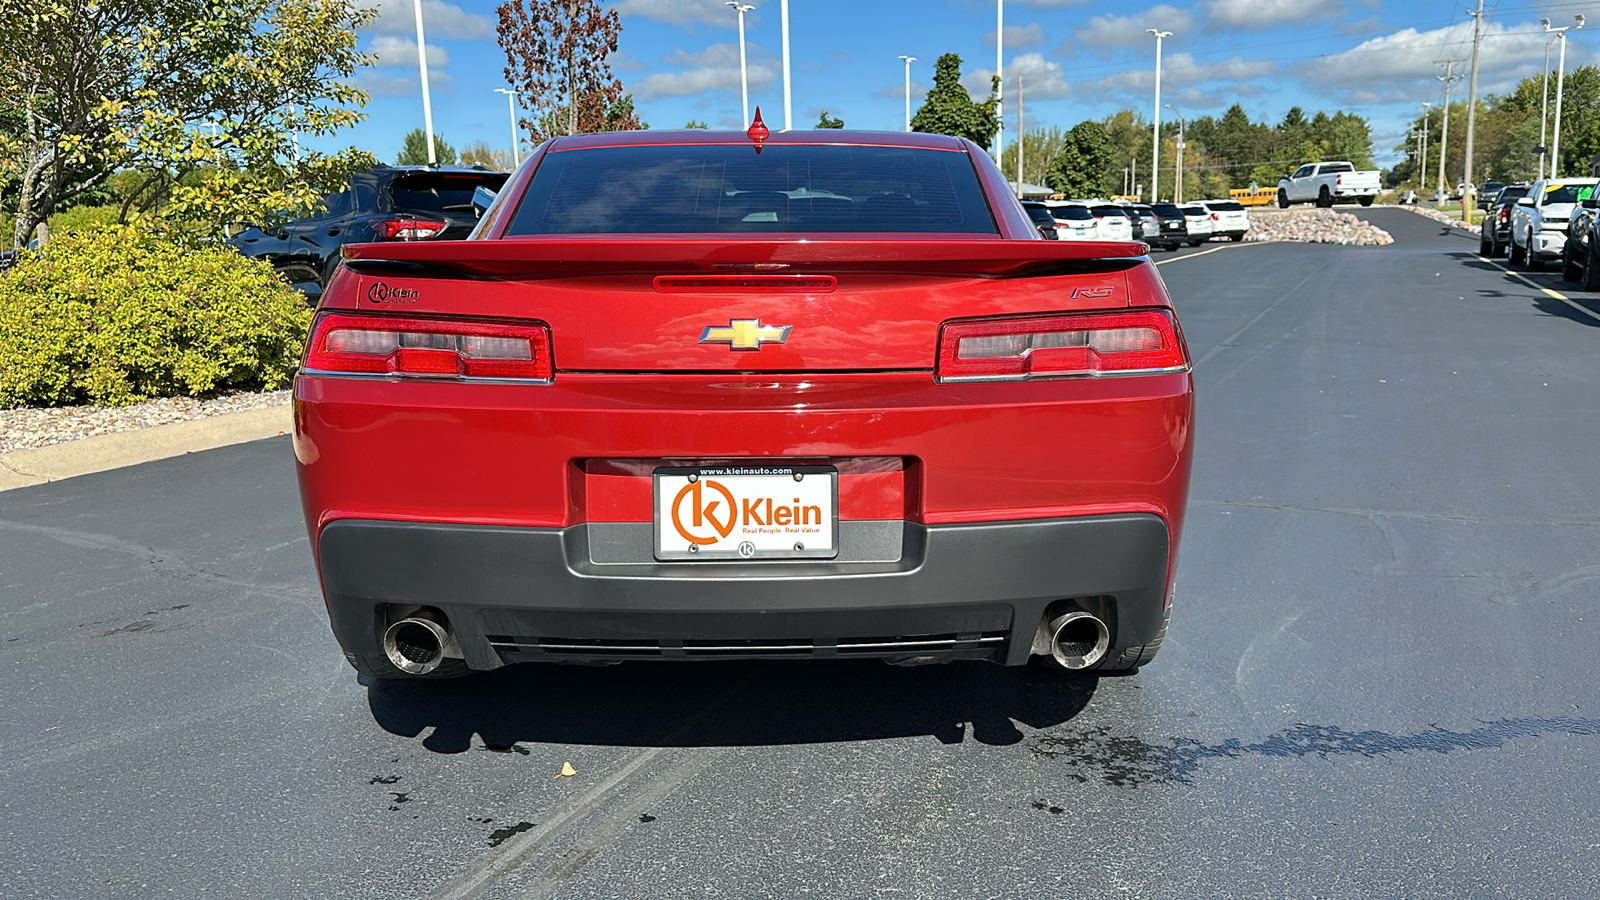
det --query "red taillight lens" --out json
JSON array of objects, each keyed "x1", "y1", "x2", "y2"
[
  {"x1": 374, "y1": 216, "x2": 448, "y2": 240},
  {"x1": 936, "y1": 309, "x2": 1188, "y2": 382},
  {"x1": 304, "y1": 312, "x2": 553, "y2": 381}
]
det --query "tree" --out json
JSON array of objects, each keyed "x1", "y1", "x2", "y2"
[
  {"x1": 910, "y1": 53, "x2": 998, "y2": 149},
  {"x1": 397, "y1": 129, "x2": 457, "y2": 166},
  {"x1": 816, "y1": 110, "x2": 844, "y2": 129},
  {"x1": 999, "y1": 126, "x2": 1067, "y2": 190},
  {"x1": 497, "y1": 0, "x2": 641, "y2": 143},
  {"x1": 1046, "y1": 121, "x2": 1115, "y2": 198},
  {"x1": 0, "y1": 0, "x2": 377, "y2": 248},
  {"x1": 459, "y1": 142, "x2": 514, "y2": 171},
  {"x1": 685, "y1": 120, "x2": 709, "y2": 129}
]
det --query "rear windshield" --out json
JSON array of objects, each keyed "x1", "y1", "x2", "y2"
[
  {"x1": 1542, "y1": 183, "x2": 1597, "y2": 204},
  {"x1": 1053, "y1": 206, "x2": 1094, "y2": 221},
  {"x1": 1090, "y1": 206, "x2": 1125, "y2": 218},
  {"x1": 1208, "y1": 201, "x2": 1244, "y2": 211},
  {"x1": 506, "y1": 144, "x2": 997, "y2": 235},
  {"x1": 1497, "y1": 187, "x2": 1529, "y2": 203},
  {"x1": 1152, "y1": 204, "x2": 1183, "y2": 216},
  {"x1": 1321, "y1": 162, "x2": 1354, "y2": 173},
  {"x1": 1022, "y1": 205, "x2": 1055, "y2": 227},
  {"x1": 389, "y1": 172, "x2": 508, "y2": 214}
]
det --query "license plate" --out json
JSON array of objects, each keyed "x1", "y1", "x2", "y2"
[{"x1": 654, "y1": 465, "x2": 838, "y2": 560}]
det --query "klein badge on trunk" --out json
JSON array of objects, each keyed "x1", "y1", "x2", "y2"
[{"x1": 699, "y1": 318, "x2": 791, "y2": 351}]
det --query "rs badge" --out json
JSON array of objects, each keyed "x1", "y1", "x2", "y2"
[{"x1": 698, "y1": 318, "x2": 791, "y2": 351}]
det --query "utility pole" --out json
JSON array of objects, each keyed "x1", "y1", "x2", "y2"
[
  {"x1": 898, "y1": 55, "x2": 916, "y2": 132},
  {"x1": 1016, "y1": 71, "x2": 1024, "y2": 198},
  {"x1": 1545, "y1": 15, "x2": 1585, "y2": 179},
  {"x1": 1420, "y1": 102, "x2": 1431, "y2": 194},
  {"x1": 727, "y1": 2, "x2": 753, "y2": 127},
  {"x1": 1147, "y1": 29, "x2": 1171, "y2": 202},
  {"x1": 780, "y1": 0, "x2": 791, "y2": 131},
  {"x1": 413, "y1": 0, "x2": 436, "y2": 163},
  {"x1": 1460, "y1": 0, "x2": 1484, "y2": 221},
  {"x1": 995, "y1": 0, "x2": 1004, "y2": 162},
  {"x1": 1434, "y1": 59, "x2": 1463, "y2": 201},
  {"x1": 1166, "y1": 103, "x2": 1185, "y2": 204}
]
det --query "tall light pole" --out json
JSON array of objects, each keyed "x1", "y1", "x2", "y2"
[
  {"x1": 995, "y1": 0, "x2": 1004, "y2": 162},
  {"x1": 494, "y1": 88, "x2": 520, "y2": 166},
  {"x1": 726, "y1": 2, "x2": 753, "y2": 126},
  {"x1": 1016, "y1": 70, "x2": 1024, "y2": 198},
  {"x1": 1545, "y1": 15, "x2": 1584, "y2": 179},
  {"x1": 898, "y1": 55, "x2": 916, "y2": 132},
  {"x1": 1434, "y1": 59, "x2": 1462, "y2": 200},
  {"x1": 1461, "y1": 0, "x2": 1484, "y2": 220},
  {"x1": 1147, "y1": 29, "x2": 1171, "y2": 202},
  {"x1": 1165, "y1": 103, "x2": 1185, "y2": 204},
  {"x1": 413, "y1": 0, "x2": 436, "y2": 164},
  {"x1": 1419, "y1": 103, "x2": 1432, "y2": 194},
  {"x1": 780, "y1": 0, "x2": 792, "y2": 131},
  {"x1": 1540, "y1": 35, "x2": 1556, "y2": 180}
]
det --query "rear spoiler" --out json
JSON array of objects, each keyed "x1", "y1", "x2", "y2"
[{"x1": 340, "y1": 237, "x2": 1150, "y2": 280}]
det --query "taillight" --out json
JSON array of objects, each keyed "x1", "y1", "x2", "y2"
[
  {"x1": 937, "y1": 309, "x2": 1188, "y2": 382},
  {"x1": 373, "y1": 216, "x2": 448, "y2": 240},
  {"x1": 1211, "y1": 213, "x2": 1220, "y2": 220},
  {"x1": 303, "y1": 312, "x2": 553, "y2": 381}
]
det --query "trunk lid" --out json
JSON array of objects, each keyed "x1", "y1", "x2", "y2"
[{"x1": 339, "y1": 238, "x2": 1156, "y2": 372}]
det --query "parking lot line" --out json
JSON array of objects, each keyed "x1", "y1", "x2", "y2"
[
  {"x1": 1478, "y1": 255, "x2": 1600, "y2": 325},
  {"x1": 1154, "y1": 241, "x2": 1272, "y2": 266}
]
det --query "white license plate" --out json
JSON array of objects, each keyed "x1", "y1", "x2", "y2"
[{"x1": 654, "y1": 465, "x2": 838, "y2": 560}]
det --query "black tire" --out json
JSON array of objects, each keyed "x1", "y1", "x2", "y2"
[
  {"x1": 1480, "y1": 236, "x2": 1493, "y2": 257},
  {"x1": 1229, "y1": 233, "x2": 1244, "y2": 242},
  {"x1": 1277, "y1": 190, "x2": 1290, "y2": 209},
  {"x1": 1187, "y1": 240, "x2": 1203, "y2": 247},
  {"x1": 1584, "y1": 239, "x2": 1600, "y2": 292},
  {"x1": 344, "y1": 650, "x2": 471, "y2": 680},
  {"x1": 1316, "y1": 187, "x2": 1332, "y2": 208},
  {"x1": 1090, "y1": 600, "x2": 1171, "y2": 673},
  {"x1": 1358, "y1": 196, "x2": 1374, "y2": 207},
  {"x1": 1509, "y1": 238, "x2": 1526, "y2": 265},
  {"x1": 1563, "y1": 243, "x2": 1583, "y2": 282},
  {"x1": 1526, "y1": 234, "x2": 1543, "y2": 271},
  {"x1": 1489, "y1": 234, "x2": 1504, "y2": 258}
]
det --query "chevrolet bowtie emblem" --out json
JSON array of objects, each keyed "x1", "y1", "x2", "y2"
[{"x1": 698, "y1": 318, "x2": 792, "y2": 351}]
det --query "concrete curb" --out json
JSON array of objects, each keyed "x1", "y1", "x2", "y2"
[{"x1": 0, "y1": 405, "x2": 292, "y2": 493}]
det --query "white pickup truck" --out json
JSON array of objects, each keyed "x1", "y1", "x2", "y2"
[
  {"x1": 1509, "y1": 178, "x2": 1599, "y2": 271},
  {"x1": 1276, "y1": 161, "x2": 1381, "y2": 208}
]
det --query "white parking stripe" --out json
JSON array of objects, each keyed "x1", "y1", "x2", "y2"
[
  {"x1": 1154, "y1": 241, "x2": 1273, "y2": 266},
  {"x1": 1476, "y1": 255, "x2": 1600, "y2": 325}
]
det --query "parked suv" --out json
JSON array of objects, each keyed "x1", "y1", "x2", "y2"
[
  {"x1": 1479, "y1": 184, "x2": 1530, "y2": 258},
  {"x1": 232, "y1": 165, "x2": 509, "y2": 300},
  {"x1": 1561, "y1": 188, "x2": 1600, "y2": 290},
  {"x1": 1510, "y1": 178, "x2": 1599, "y2": 271},
  {"x1": 1147, "y1": 202, "x2": 1189, "y2": 251}
]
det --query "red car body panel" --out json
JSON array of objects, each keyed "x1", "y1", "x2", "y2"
[{"x1": 295, "y1": 129, "x2": 1194, "y2": 674}]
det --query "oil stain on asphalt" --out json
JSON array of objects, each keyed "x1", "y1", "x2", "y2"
[{"x1": 1031, "y1": 717, "x2": 1600, "y2": 787}]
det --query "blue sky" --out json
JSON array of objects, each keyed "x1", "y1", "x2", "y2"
[{"x1": 327, "y1": 0, "x2": 1600, "y2": 168}]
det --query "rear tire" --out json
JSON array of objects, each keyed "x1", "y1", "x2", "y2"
[
  {"x1": 1277, "y1": 190, "x2": 1290, "y2": 209},
  {"x1": 1090, "y1": 600, "x2": 1171, "y2": 673},
  {"x1": 1584, "y1": 239, "x2": 1600, "y2": 292},
  {"x1": 344, "y1": 650, "x2": 471, "y2": 680},
  {"x1": 1480, "y1": 236, "x2": 1493, "y2": 257},
  {"x1": 1187, "y1": 239, "x2": 1203, "y2": 247},
  {"x1": 1509, "y1": 238, "x2": 1526, "y2": 266},
  {"x1": 1358, "y1": 196, "x2": 1374, "y2": 207},
  {"x1": 1229, "y1": 233, "x2": 1244, "y2": 242},
  {"x1": 1526, "y1": 233, "x2": 1544, "y2": 271},
  {"x1": 1563, "y1": 243, "x2": 1583, "y2": 281},
  {"x1": 1316, "y1": 187, "x2": 1332, "y2": 208}
]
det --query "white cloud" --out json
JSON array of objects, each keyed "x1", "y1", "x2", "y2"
[
  {"x1": 1204, "y1": 0, "x2": 1344, "y2": 29},
  {"x1": 617, "y1": 0, "x2": 747, "y2": 28},
  {"x1": 964, "y1": 53, "x2": 1071, "y2": 100},
  {"x1": 1075, "y1": 5, "x2": 1195, "y2": 53},
  {"x1": 874, "y1": 81, "x2": 928, "y2": 102},
  {"x1": 370, "y1": 0, "x2": 492, "y2": 39},
  {"x1": 368, "y1": 35, "x2": 449, "y2": 69},
  {"x1": 985, "y1": 23, "x2": 1048, "y2": 49},
  {"x1": 351, "y1": 69, "x2": 457, "y2": 97},
  {"x1": 635, "y1": 42, "x2": 777, "y2": 99},
  {"x1": 1070, "y1": 53, "x2": 1275, "y2": 106}
]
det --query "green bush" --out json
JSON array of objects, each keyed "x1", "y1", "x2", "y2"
[
  {"x1": 48, "y1": 204, "x2": 124, "y2": 234},
  {"x1": 0, "y1": 226, "x2": 311, "y2": 407}
]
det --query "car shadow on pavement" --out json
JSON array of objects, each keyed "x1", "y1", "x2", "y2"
[{"x1": 366, "y1": 659, "x2": 1100, "y2": 753}]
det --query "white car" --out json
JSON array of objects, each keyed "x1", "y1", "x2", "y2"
[
  {"x1": 1045, "y1": 201, "x2": 1099, "y2": 241},
  {"x1": 1510, "y1": 178, "x2": 1600, "y2": 271},
  {"x1": 1179, "y1": 204, "x2": 1213, "y2": 246},
  {"x1": 1201, "y1": 200, "x2": 1250, "y2": 242},
  {"x1": 1277, "y1": 161, "x2": 1381, "y2": 208},
  {"x1": 1089, "y1": 204, "x2": 1134, "y2": 242}
]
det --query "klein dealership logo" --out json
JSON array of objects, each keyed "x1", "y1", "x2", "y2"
[
  {"x1": 367, "y1": 282, "x2": 419, "y2": 304},
  {"x1": 669, "y1": 477, "x2": 824, "y2": 547}
]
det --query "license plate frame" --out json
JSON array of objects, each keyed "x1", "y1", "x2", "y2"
[{"x1": 653, "y1": 464, "x2": 839, "y2": 561}]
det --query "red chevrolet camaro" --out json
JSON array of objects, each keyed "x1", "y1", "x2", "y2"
[{"x1": 293, "y1": 124, "x2": 1194, "y2": 679}]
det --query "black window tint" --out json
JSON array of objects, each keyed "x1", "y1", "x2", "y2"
[
  {"x1": 1498, "y1": 188, "x2": 1529, "y2": 203},
  {"x1": 316, "y1": 191, "x2": 352, "y2": 218},
  {"x1": 1023, "y1": 205, "x2": 1055, "y2": 227},
  {"x1": 390, "y1": 172, "x2": 510, "y2": 214},
  {"x1": 1324, "y1": 163, "x2": 1354, "y2": 173},
  {"x1": 1152, "y1": 204, "x2": 1183, "y2": 216},
  {"x1": 1209, "y1": 201, "x2": 1244, "y2": 211},
  {"x1": 1054, "y1": 206, "x2": 1093, "y2": 221},
  {"x1": 506, "y1": 144, "x2": 997, "y2": 235},
  {"x1": 1090, "y1": 206, "x2": 1124, "y2": 217}
]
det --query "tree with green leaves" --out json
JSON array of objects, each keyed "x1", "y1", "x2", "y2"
[
  {"x1": 815, "y1": 111, "x2": 844, "y2": 129},
  {"x1": 459, "y1": 142, "x2": 513, "y2": 171},
  {"x1": 1046, "y1": 121, "x2": 1115, "y2": 198},
  {"x1": 397, "y1": 129, "x2": 458, "y2": 166},
  {"x1": 684, "y1": 120, "x2": 709, "y2": 129},
  {"x1": 999, "y1": 126, "x2": 1067, "y2": 189},
  {"x1": 0, "y1": 0, "x2": 377, "y2": 248},
  {"x1": 910, "y1": 53, "x2": 998, "y2": 149}
]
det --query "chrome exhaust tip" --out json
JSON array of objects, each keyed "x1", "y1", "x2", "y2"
[
  {"x1": 1047, "y1": 609, "x2": 1111, "y2": 670},
  {"x1": 382, "y1": 610, "x2": 453, "y2": 675}
]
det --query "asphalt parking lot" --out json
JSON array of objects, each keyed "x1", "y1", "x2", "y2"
[{"x1": 3, "y1": 207, "x2": 1597, "y2": 898}]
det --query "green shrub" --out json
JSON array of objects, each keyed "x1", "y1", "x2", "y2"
[
  {"x1": 48, "y1": 204, "x2": 124, "y2": 234},
  {"x1": 0, "y1": 226, "x2": 311, "y2": 407}
]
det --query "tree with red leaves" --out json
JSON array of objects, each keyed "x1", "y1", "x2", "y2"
[{"x1": 496, "y1": 0, "x2": 644, "y2": 143}]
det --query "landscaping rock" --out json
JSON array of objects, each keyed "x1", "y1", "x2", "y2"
[{"x1": 1245, "y1": 208, "x2": 1394, "y2": 245}]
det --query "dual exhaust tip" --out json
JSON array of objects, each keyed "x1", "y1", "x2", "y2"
[
  {"x1": 382, "y1": 608, "x2": 458, "y2": 675},
  {"x1": 1044, "y1": 607, "x2": 1111, "y2": 670}
]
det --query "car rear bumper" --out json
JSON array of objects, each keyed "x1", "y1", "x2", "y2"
[{"x1": 317, "y1": 513, "x2": 1172, "y2": 669}]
